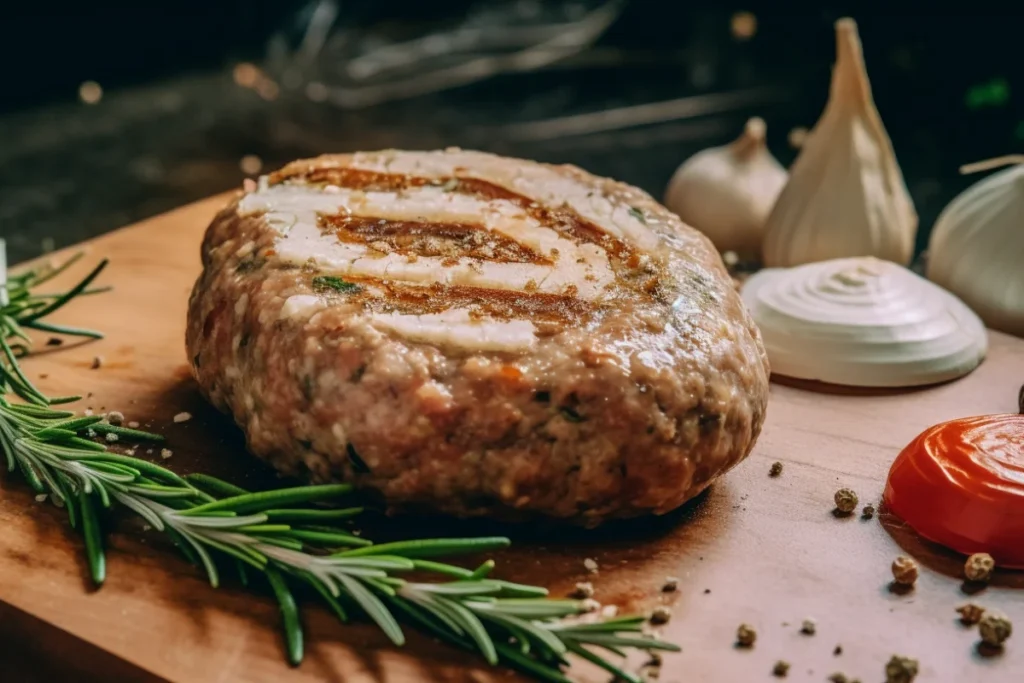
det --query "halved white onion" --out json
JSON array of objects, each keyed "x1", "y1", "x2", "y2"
[{"x1": 741, "y1": 257, "x2": 987, "y2": 387}]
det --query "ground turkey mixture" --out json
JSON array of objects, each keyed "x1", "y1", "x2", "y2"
[{"x1": 186, "y1": 149, "x2": 770, "y2": 524}]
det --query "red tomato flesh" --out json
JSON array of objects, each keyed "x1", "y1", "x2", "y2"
[{"x1": 883, "y1": 414, "x2": 1024, "y2": 568}]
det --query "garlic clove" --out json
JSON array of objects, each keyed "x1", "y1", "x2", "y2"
[
  {"x1": 762, "y1": 18, "x2": 918, "y2": 267},
  {"x1": 664, "y1": 117, "x2": 788, "y2": 257},
  {"x1": 741, "y1": 257, "x2": 987, "y2": 388},
  {"x1": 927, "y1": 157, "x2": 1024, "y2": 338}
]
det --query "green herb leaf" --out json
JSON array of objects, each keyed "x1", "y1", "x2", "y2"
[
  {"x1": 79, "y1": 491, "x2": 106, "y2": 585},
  {"x1": 312, "y1": 276, "x2": 361, "y2": 294},
  {"x1": 266, "y1": 567, "x2": 304, "y2": 666}
]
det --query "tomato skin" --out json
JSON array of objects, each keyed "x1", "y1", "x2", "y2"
[{"x1": 883, "y1": 414, "x2": 1024, "y2": 569}]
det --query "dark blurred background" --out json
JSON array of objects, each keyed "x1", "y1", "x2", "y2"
[{"x1": 1, "y1": 2, "x2": 1021, "y2": 263}]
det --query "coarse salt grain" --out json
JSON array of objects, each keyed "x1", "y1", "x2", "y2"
[
  {"x1": 107, "y1": 411, "x2": 124, "y2": 425},
  {"x1": 583, "y1": 558, "x2": 598, "y2": 573},
  {"x1": 128, "y1": 421, "x2": 140, "y2": 429},
  {"x1": 35, "y1": 494, "x2": 48, "y2": 503},
  {"x1": 173, "y1": 412, "x2": 192, "y2": 423},
  {"x1": 160, "y1": 448, "x2": 173, "y2": 459},
  {"x1": 105, "y1": 432, "x2": 119, "y2": 442}
]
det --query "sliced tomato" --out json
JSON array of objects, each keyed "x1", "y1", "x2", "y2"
[{"x1": 883, "y1": 414, "x2": 1024, "y2": 569}]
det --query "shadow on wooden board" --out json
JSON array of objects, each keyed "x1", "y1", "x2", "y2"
[{"x1": 0, "y1": 600, "x2": 165, "y2": 683}]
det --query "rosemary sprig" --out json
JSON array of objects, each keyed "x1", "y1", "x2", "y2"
[
  {"x1": 0, "y1": 242, "x2": 108, "y2": 405},
  {"x1": 0, "y1": 245, "x2": 679, "y2": 682}
]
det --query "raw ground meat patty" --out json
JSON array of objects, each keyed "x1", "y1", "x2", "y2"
[{"x1": 186, "y1": 149, "x2": 770, "y2": 525}]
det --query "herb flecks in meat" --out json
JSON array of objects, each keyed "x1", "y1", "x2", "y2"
[
  {"x1": 312, "y1": 275, "x2": 362, "y2": 294},
  {"x1": 560, "y1": 406, "x2": 586, "y2": 423}
]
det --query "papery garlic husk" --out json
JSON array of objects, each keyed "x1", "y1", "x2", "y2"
[
  {"x1": 664, "y1": 117, "x2": 787, "y2": 257},
  {"x1": 741, "y1": 257, "x2": 987, "y2": 387},
  {"x1": 762, "y1": 19, "x2": 918, "y2": 267},
  {"x1": 927, "y1": 159, "x2": 1024, "y2": 338}
]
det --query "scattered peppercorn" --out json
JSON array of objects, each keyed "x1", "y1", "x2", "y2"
[
  {"x1": 884, "y1": 655, "x2": 919, "y2": 683},
  {"x1": 861, "y1": 504, "x2": 876, "y2": 520},
  {"x1": 91, "y1": 356, "x2": 103, "y2": 369},
  {"x1": 834, "y1": 488, "x2": 858, "y2": 514},
  {"x1": 801, "y1": 618, "x2": 817, "y2": 635},
  {"x1": 979, "y1": 613, "x2": 1012, "y2": 647},
  {"x1": 736, "y1": 623, "x2": 756, "y2": 647},
  {"x1": 649, "y1": 606, "x2": 672, "y2": 625},
  {"x1": 833, "y1": 645, "x2": 843, "y2": 656},
  {"x1": 1018, "y1": 382, "x2": 1023, "y2": 414},
  {"x1": 662, "y1": 576, "x2": 679, "y2": 592},
  {"x1": 964, "y1": 553, "x2": 995, "y2": 582},
  {"x1": 570, "y1": 581, "x2": 594, "y2": 599},
  {"x1": 772, "y1": 661, "x2": 790, "y2": 677},
  {"x1": 828, "y1": 674, "x2": 848, "y2": 683},
  {"x1": 956, "y1": 603, "x2": 985, "y2": 625},
  {"x1": 45, "y1": 337, "x2": 63, "y2": 347},
  {"x1": 769, "y1": 461, "x2": 783, "y2": 477},
  {"x1": 891, "y1": 556, "x2": 919, "y2": 586}
]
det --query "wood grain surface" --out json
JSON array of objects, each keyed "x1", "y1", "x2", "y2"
[{"x1": 1, "y1": 194, "x2": 1022, "y2": 683}]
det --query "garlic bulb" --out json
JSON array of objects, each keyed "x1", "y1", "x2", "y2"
[
  {"x1": 762, "y1": 19, "x2": 918, "y2": 267},
  {"x1": 741, "y1": 257, "x2": 987, "y2": 387},
  {"x1": 664, "y1": 117, "x2": 787, "y2": 256},
  {"x1": 927, "y1": 157, "x2": 1024, "y2": 337}
]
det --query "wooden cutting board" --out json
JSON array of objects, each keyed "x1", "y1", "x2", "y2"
[{"x1": 1, "y1": 194, "x2": 1022, "y2": 683}]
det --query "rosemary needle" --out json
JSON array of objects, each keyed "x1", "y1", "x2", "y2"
[
  {"x1": 178, "y1": 484, "x2": 354, "y2": 516},
  {"x1": 0, "y1": 250, "x2": 681, "y2": 682},
  {"x1": 266, "y1": 566, "x2": 304, "y2": 666},
  {"x1": 336, "y1": 537, "x2": 512, "y2": 559}
]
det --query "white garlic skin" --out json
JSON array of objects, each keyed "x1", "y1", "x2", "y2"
[
  {"x1": 927, "y1": 163, "x2": 1024, "y2": 337},
  {"x1": 664, "y1": 117, "x2": 788, "y2": 256},
  {"x1": 762, "y1": 18, "x2": 918, "y2": 267},
  {"x1": 742, "y1": 257, "x2": 987, "y2": 388}
]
